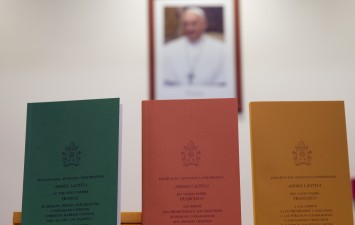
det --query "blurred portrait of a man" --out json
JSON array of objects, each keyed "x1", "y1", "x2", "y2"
[
  {"x1": 152, "y1": 1, "x2": 238, "y2": 101},
  {"x1": 164, "y1": 7, "x2": 226, "y2": 86}
]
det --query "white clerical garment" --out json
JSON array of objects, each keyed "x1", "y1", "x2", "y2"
[{"x1": 164, "y1": 34, "x2": 226, "y2": 86}]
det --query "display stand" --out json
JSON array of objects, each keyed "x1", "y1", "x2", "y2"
[{"x1": 12, "y1": 212, "x2": 142, "y2": 225}]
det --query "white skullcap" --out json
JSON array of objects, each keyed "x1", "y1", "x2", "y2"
[{"x1": 184, "y1": 7, "x2": 207, "y2": 20}]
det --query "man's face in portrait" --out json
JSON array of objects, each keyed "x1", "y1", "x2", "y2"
[{"x1": 182, "y1": 10, "x2": 207, "y2": 42}]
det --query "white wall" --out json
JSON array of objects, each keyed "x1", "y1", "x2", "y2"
[{"x1": 1, "y1": 1, "x2": 355, "y2": 225}]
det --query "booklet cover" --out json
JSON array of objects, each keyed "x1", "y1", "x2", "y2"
[
  {"x1": 142, "y1": 98, "x2": 241, "y2": 225},
  {"x1": 250, "y1": 101, "x2": 353, "y2": 225},
  {"x1": 22, "y1": 98, "x2": 121, "y2": 225}
]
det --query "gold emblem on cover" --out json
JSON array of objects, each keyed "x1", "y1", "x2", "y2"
[{"x1": 293, "y1": 141, "x2": 312, "y2": 166}]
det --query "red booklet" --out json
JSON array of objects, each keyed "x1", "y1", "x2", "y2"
[{"x1": 142, "y1": 99, "x2": 241, "y2": 225}]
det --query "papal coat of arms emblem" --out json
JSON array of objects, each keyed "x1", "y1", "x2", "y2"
[
  {"x1": 62, "y1": 141, "x2": 81, "y2": 167},
  {"x1": 292, "y1": 141, "x2": 312, "y2": 166},
  {"x1": 181, "y1": 141, "x2": 200, "y2": 166}
]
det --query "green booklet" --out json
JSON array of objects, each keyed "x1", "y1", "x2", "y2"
[{"x1": 21, "y1": 98, "x2": 121, "y2": 225}]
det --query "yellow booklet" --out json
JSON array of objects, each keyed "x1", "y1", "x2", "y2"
[{"x1": 250, "y1": 101, "x2": 353, "y2": 225}]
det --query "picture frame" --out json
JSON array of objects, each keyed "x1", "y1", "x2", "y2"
[{"x1": 149, "y1": 0, "x2": 242, "y2": 111}]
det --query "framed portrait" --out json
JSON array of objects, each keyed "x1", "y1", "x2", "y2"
[{"x1": 149, "y1": 0, "x2": 242, "y2": 111}]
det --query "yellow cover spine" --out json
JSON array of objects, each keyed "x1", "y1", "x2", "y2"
[
  {"x1": 249, "y1": 103, "x2": 258, "y2": 225},
  {"x1": 121, "y1": 212, "x2": 142, "y2": 223}
]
